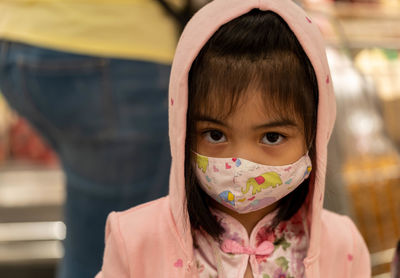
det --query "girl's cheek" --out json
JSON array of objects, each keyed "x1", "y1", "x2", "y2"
[
  {"x1": 197, "y1": 141, "x2": 231, "y2": 158},
  {"x1": 195, "y1": 137, "x2": 213, "y2": 154},
  {"x1": 260, "y1": 138, "x2": 306, "y2": 164}
]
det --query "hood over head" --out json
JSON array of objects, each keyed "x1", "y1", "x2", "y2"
[{"x1": 167, "y1": 0, "x2": 336, "y2": 271}]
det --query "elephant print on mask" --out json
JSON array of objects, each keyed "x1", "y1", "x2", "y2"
[
  {"x1": 242, "y1": 172, "x2": 283, "y2": 195},
  {"x1": 219, "y1": 191, "x2": 236, "y2": 206},
  {"x1": 196, "y1": 155, "x2": 209, "y2": 173}
]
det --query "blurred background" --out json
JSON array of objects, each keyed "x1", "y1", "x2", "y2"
[{"x1": 0, "y1": 0, "x2": 399, "y2": 277}]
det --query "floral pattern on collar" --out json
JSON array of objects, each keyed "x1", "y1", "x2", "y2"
[{"x1": 193, "y1": 208, "x2": 309, "y2": 278}]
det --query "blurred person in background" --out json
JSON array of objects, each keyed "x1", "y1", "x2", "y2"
[{"x1": 0, "y1": 0, "x2": 197, "y2": 277}]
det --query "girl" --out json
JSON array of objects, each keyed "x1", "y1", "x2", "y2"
[{"x1": 96, "y1": 0, "x2": 370, "y2": 277}]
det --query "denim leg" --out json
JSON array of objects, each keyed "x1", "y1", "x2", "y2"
[{"x1": 0, "y1": 41, "x2": 171, "y2": 278}]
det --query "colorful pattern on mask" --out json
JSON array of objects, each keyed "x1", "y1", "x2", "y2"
[{"x1": 193, "y1": 152, "x2": 312, "y2": 214}]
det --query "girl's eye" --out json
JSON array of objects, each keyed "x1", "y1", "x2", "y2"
[
  {"x1": 261, "y1": 132, "x2": 285, "y2": 145},
  {"x1": 204, "y1": 130, "x2": 226, "y2": 144}
]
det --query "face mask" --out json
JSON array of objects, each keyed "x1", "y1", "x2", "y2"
[{"x1": 193, "y1": 152, "x2": 312, "y2": 214}]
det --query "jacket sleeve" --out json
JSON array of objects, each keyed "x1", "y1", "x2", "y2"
[
  {"x1": 344, "y1": 216, "x2": 371, "y2": 278},
  {"x1": 95, "y1": 212, "x2": 130, "y2": 278}
]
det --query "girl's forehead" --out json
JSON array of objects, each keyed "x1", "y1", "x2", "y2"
[{"x1": 194, "y1": 89, "x2": 302, "y2": 126}]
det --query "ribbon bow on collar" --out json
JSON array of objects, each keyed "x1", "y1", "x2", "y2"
[{"x1": 220, "y1": 239, "x2": 274, "y2": 256}]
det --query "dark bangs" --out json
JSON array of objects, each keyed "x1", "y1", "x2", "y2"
[{"x1": 186, "y1": 10, "x2": 318, "y2": 240}]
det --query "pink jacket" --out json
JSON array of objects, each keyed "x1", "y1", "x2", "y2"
[{"x1": 96, "y1": 0, "x2": 371, "y2": 277}]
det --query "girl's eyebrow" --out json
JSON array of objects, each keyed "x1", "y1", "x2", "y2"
[
  {"x1": 195, "y1": 116, "x2": 298, "y2": 130},
  {"x1": 253, "y1": 119, "x2": 298, "y2": 130},
  {"x1": 195, "y1": 116, "x2": 226, "y2": 126}
]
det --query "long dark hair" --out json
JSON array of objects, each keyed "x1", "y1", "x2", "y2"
[{"x1": 185, "y1": 10, "x2": 319, "y2": 240}]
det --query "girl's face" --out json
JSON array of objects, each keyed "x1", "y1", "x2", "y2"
[{"x1": 194, "y1": 91, "x2": 307, "y2": 166}]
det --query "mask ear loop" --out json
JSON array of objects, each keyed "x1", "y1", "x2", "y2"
[
  {"x1": 305, "y1": 139, "x2": 313, "y2": 156},
  {"x1": 306, "y1": 128, "x2": 317, "y2": 159}
]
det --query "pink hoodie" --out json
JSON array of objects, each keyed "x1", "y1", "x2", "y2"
[{"x1": 96, "y1": 0, "x2": 371, "y2": 277}]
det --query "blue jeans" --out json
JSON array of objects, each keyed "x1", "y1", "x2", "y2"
[{"x1": 0, "y1": 41, "x2": 171, "y2": 278}]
